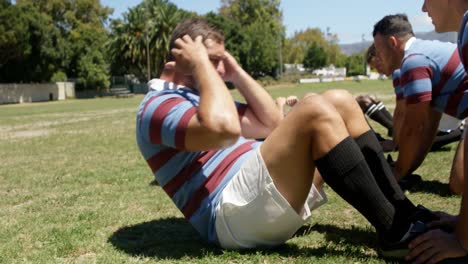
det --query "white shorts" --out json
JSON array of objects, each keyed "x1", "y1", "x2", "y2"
[{"x1": 215, "y1": 148, "x2": 328, "y2": 249}]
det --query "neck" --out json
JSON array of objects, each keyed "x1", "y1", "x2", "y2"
[
  {"x1": 160, "y1": 70, "x2": 195, "y2": 89},
  {"x1": 390, "y1": 39, "x2": 407, "y2": 73}
]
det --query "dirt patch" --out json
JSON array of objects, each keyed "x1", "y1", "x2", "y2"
[
  {"x1": 0, "y1": 108, "x2": 135, "y2": 141},
  {"x1": 0, "y1": 129, "x2": 50, "y2": 140}
]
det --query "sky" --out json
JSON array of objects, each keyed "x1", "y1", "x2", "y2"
[{"x1": 101, "y1": 0, "x2": 435, "y2": 44}]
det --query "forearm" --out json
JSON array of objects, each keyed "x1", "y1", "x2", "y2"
[
  {"x1": 233, "y1": 70, "x2": 282, "y2": 130},
  {"x1": 395, "y1": 120, "x2": 438, "y2": 179},
  {"x1": 194, "y1": 60, "x2": 240, "y2": 134},
  {"x1": 392, "y1": 101, "x2": 405, "y2": 147}
]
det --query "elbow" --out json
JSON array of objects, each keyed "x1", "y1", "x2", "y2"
[
  {"x1": 200, "y1": 115, "x2": 241, "y2": 144},
  {"x1": 263, "y1": 111, "x2": 283, "y2": 131},
  {"x1": 219, "y1": 123, "x2": 242, "y2": 145},
  {"x1": 270, "y1": 113, "x2": 283, "y2": 129},
  {"x1": 212, "y1": 125, "x2": 241, "y2": 148}
]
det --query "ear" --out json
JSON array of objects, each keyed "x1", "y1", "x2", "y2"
[
  {"x1": 388, "y1": 36, "x2": 400, "y2": 50},
  {"x1": 164, "y1": 61, "x2": 176, "y2": 71}
]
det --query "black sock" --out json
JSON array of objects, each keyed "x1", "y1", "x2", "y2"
[
  {"x1": 355, "y1": 130, "x2": 417, "y2": 219},
  {"x1": 315, "y1": 137, "x2": 409, "y2": 241},
  {"x1": 379, "y1": 103, "x2": 394, "y2": 124},
  {"x1": 355, "y1": 130, "x2": 416, "y2": 215},
  {"x1": 431, "y1": 129, "x2": 462, "y2": 150},
  {"x1": 366, "y1": 102, "x2": 394, "y2": 135}
]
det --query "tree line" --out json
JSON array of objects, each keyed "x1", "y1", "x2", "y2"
[{"x1": 0, "y1": 0, "x2": 367, "y2": 91}]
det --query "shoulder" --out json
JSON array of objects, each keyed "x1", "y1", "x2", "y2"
[
  {"x1": 399, "y1": 54, "x2": 435, "y2": 88},
  {"x1": 402, "y1": 53, "x2": 431, "y2": 68},
  {"x1": 392, "y1": 69, "x2": 401, "y2": 80}
]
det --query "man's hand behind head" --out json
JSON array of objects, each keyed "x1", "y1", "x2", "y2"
[
  {"x1": 221, "y1": 51, "x2": 243, "y2": 83},
  {"x1": 170, "y1": 35, "x2": 211, "y2": 75}
]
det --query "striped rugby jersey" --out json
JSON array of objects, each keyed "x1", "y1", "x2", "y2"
[
  {"x1": 392, "y1": 69, "x2": 403, "y2": 100},
  {"x1": 459, "y1": 12, "x2": 468, "y2": 74},
  {"x1": 136, "y1": 79, "x2": 261, "y2": 243},
  {"x1": 400, "y1": 38, "x2": 468, "y2": 119}
]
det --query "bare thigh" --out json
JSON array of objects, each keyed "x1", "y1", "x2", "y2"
[{"x1": 260, "y1": 94, "x2": 348, "y2": 212}]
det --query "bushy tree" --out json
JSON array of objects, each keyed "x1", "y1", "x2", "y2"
[
  {"x1": 303, "y1": 43, "x2": 328, "y2": 70},
  {"x1": 77, "y1": 49, "x2": 109, "y2": 91},
  {"x1": 0, "y1": 0, "x2": 111, "y2": 89},
  {"x1": 283, "y1": 28, "x2": 343, "y2": 66},
  {"x1": 219, "y1": 0, "x2": 284, "y2": 78},
  {"x1": 0, "y1": 3, "x2": 66, "y2": 82},
  {"x1": 345, "y1": 54, "x2": 366, "y2": 76}
]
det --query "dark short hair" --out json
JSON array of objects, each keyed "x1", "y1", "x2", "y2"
[
  {"x1": 372, "y1": 14, "x2": 414, "y2": 38},
  {"x1": 168, "y1": 18, "x2": 225, "y2": 61},
  {"x1": 366, "y1": 43, "x2": 376, "y2": 64}
]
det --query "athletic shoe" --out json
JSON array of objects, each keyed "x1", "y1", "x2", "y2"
[
  {"x1": 408, "y1": 204, "x2": 439, "y2": 224},
  {"x1": 378, "y1": 221, "x2": 428, "y2": 259}
]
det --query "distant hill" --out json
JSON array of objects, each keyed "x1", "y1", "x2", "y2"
[{"x1": 339, "y1": 31, "x2": 458, "y2": 55}]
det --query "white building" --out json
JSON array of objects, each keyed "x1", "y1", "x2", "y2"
[
  {"x1": 312, "y1": 64, "x2": 347, "y2": 77},
  {"x1": 284, "y1": 64, "x2": 306, "y2": 73},
  {"x1": 0, "y1": 82, "x2": 75, "y2": 104}
]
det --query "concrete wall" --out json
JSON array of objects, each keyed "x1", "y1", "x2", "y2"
[{"x1": 0, "y1": 82, "x2": 75, "y2": 104}]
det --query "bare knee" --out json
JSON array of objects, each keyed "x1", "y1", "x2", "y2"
[
  {"x1": 322, "y1": 89, "x2": 371, "y2": 136},
  {"x1": 293, "y1": 94, "x2": 344, "y2": 132},
  {"x1": 287, "y1": 93, "x2": 349, "y2": 157},
  {"x1": 297, "y1": 94, "x2": 338, "y2": 119},
  {"x1": 322, "y1": 89, "x2": 358, "y2": 111}
]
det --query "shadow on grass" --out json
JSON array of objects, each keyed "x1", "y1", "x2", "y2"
[
  {"x1": 408, "y1": 179, "x2": 456, "y2": 197},
  {"x1": 430, "y1": 146, "x2": 454, "y2": 152},
  {"x1": 110, "y1": 217, "x2": 405, "y2": 262},
  {"x1": 238, "y1": 223, "x2": 405, "y2": 262},
  {"x1": 109, "y1": 217, "x2": 221, "y2": 259},
  {"x1": 296, "y1": 223, "x2": 376, "y2": 247}
]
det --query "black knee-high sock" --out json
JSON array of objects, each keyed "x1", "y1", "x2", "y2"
[
  {"x1": 315, "y1": 137, "x2": 409, "y2": 241},
  {"x1": 379, "y1": 102, "x2": 394, "y2": 124},
  {"x1": 366, "y1": 102, "x2": 394, "y2": 136},
  {"x1": 355, "y1": 130, "x2": 416, "y2": 214}
]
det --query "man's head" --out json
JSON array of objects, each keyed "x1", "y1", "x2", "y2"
[
  {"x1": 164, "y1": 18, "x2": 227, "y2": 84},
  {"x1": 161, "y1": 18, "x2": 226, "y2": 85},
  {"x1": 421, "y1": 0, "x2": 463, "y2": 32},
  {"x1": 168, "y1": 18, "x2": 225, "y2": 61},
  {"x1": 372, "y1": 14, "x2": 414, "y2": 76},
  {"x1": 366, "y1": 43, "x2": 385, "y2": 74}
]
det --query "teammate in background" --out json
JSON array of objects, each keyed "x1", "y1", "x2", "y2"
[
  {"x1": 405, "y1": 2, "x2": 468, "y2": 262},
  {"x1": 372, "y1": 14, "x2": 466, "y2": 183}
]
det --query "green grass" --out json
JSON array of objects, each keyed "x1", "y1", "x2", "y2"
[{"x1": 0, "y1": 80, "x2": 461, "y2": 263}]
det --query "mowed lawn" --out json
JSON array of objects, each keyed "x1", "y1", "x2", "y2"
[{"x1": 0, "y1": 80, "x2": 462, "y2": 263}]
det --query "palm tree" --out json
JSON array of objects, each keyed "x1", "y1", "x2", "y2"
[
  {"x1": 107, "y1": 7, "x2": 147, "y2": 80},
  {"x1": 107, "y1": 0, "x2": 193, "y2": 81},
  {"x1": 147, "y1": 0, "x2": 191, "y2": 76}
]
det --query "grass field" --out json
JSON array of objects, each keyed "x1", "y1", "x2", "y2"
[{"x1": 0, "y1": 80, "x2": 462, "y2": 263}]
